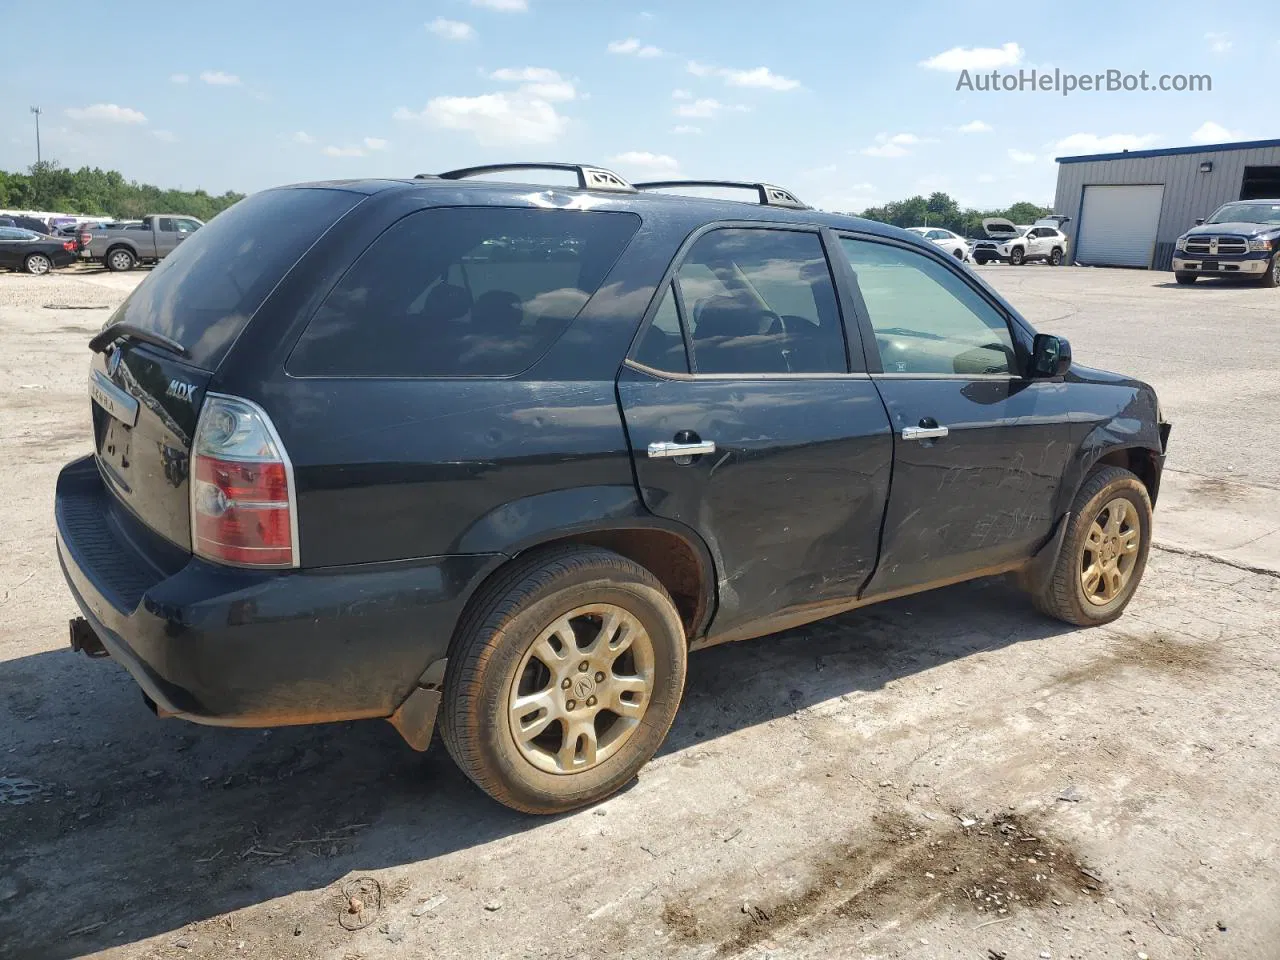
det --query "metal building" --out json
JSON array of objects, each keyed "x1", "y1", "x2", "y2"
[{"x1": 1052, "y1": 138, "x2": 1280, "y2": 271}]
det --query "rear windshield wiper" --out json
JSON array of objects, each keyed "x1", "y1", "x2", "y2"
[{"x1": 89, "y1": 322, "x2": 190, "y2": 359}]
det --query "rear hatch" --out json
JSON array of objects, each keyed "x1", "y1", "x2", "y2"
[{"x1": 88, "y1": 186, "x2": 362, "y2": 550}]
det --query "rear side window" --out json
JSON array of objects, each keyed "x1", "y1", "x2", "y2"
[
  {"x1": 289, "y1": 207, "x2": 642, "y2": 378},
  {"x1": 105, "y1": 188, "x2": 360, "y2": 369}
]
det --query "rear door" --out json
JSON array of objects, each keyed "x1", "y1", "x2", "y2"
[
  {"x1": 619, "y1": 225, "x2": 893, "y2": 642},
  {"x1": 834, "y1": 233, "x2": 1077, "y2": 594},
  {"x1": 0, "y1": 227, "x2": 23, "y2": 268}
]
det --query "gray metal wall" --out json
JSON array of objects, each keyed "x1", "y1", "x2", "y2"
[{"x1": 1053, "y1": 145, "x2": 1280, "y2": 270}]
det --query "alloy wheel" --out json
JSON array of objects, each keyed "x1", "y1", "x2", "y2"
[
  {"x1": 507, "y1": 603, "x2": 655, "y2": 775},
  {"x1": 26, "y1": 255, "x2": 51, "y2": 275},
  {"x1": 1081, "y1": 497, "x2": 1140, "y2": 605}
]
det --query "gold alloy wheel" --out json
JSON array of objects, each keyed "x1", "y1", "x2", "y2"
[
  {"x1": 1081, "y1": 497, "x2": 1141, "y2": 605},
  {"x1": 507, "y1": 604, "x2": 655, "y2": 775}
]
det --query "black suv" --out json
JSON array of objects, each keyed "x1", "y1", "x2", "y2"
[{"x1": 56, "y1": 163, "x2": 1171, "y2": 813}]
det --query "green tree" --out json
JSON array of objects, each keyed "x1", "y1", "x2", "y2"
[{"x1": 1, "y1": 161, "x2": 244, "y2": 221}]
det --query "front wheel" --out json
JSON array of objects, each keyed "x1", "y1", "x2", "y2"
[
  {"x1": 1009, "y1": 247, "x2": 1025, "y2": 265},
  {"x1": 1175, "y1": 272, "x2": 1197, "y2": 285},
  {"x1": 1032, "y1": 466, "x2": 1152, "y2": 626},
  {"x1": 1260, "y1": 253, "x2": 1280, "y2": 289},
  {"x1": 974, "y1": 256, "x2": 990, "y2": 265},
  {"x1": 441, "y1": 547, "x2": 687, "y2": 814},
  {"x1": 23, "y1": 253, "x2": 52, "y2": 275}
]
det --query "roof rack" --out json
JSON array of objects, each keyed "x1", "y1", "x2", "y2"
[
  {"x1": 419, "y1": 163, "x2": 636, "y2": 193},
  {"x1": 632, "y1": 180, "x2": 810, "y2": 210}
]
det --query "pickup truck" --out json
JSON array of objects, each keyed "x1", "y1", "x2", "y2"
[
  {"x1": 83, "y1": 214, "x2": 204, "y2": 272},
  {"x1": 1173, "y1": 199, "x2": 1280, "y2": 287}
]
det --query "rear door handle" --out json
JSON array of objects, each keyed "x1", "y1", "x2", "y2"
[
  {"x1": 648, "y1": 440, "x2": 716, "y2": 458},
  {"x1": 902, "y1": 424, "x2": 949, "y2": 441}
]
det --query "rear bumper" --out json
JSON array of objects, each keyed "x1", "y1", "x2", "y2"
[
  {"x1": 1172, "y1": 255, "x2": 1269, "y2": 275},
  {"x1": 55, "y1": 455, "x2": 497, "y2": 731}
]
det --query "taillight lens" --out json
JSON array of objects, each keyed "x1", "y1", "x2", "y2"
[
  {"x1": 191, "y1": 394, "x2": 297, "y2": 568},
  {"x1": 63, "y1": 240, "x2": 77, "y2": 252}
]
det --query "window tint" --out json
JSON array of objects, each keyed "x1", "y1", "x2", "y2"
[
  {"x1": 675, "y1": 229, "x2": 846, "y2": 375},
  {"x1": 840, "y1": 238, "x2": 1016, "y2": 376},
  {"x1": 176, "y1": 218, "x2": 201, "y2": 233},
  {"x1": 632, "y1": 283, "x2": 689, "y2": 372},
  {"x1": 106, "y1": 187, "x2": 361, "y2": 369},
  {"x1": 0, "y1": 228, "x2": 24, "y2": 240},
  {"x1": 290, "y1": 207, "x2": 641, "y2": 378},
  {"x1": 926, "y1": 230, "x2": 946, "y2": 240},
  {"x1": 158, "y1": 217, "x2": 177, "y2": 232}
]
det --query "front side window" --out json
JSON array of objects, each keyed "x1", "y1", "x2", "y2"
[
  {"x1": 840, "y1": 237, "x2": 1016, "y2": 376},
  {"x1": 673, "y1": 229, "x2": 846, "y2": 375},
  {"x1": 290, "y1": 207, "x2": 641, "y2": 377},
  {"x1": 176, "y1": 218, "x2": 202, "y2": 233}
]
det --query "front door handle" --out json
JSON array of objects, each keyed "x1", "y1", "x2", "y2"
[
  {"x1": 648, "y1": 439, "x2": 716, "y2": 458},
  {"x1": 902, "y1": 420, "x2": 949, "y2": 441}
]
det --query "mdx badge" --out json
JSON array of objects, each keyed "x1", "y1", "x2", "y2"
[{"x1": 166, "y1": 379, "x2": 196, "y2": 402}]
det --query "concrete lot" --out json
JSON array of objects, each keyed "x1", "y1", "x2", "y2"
[{"x1": 0, "y1": 264, "x2": 1277, "y2": 960}]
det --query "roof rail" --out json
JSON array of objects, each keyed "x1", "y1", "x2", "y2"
[
  {"x1": 632, "y1": 179, "x2": 810, "y2": 210},
  {"x1": 420, "y1": 163, "x2": 636, "y2": 193}
]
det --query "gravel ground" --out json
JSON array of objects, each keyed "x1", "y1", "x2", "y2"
[{"x1": 1, "y1": 264, "x2": 1278, "y2": 960}]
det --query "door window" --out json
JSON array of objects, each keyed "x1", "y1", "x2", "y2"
[
  {"x1": 632, "y1": 283, "x2": 689, "y2": 372},
  {"x1": 671, "y1": 229, "x2": 847, "y2": 375},
  {"x1": 175, "y1": 218, "x2": 201, "y2": 233},
  {"x1": 840, "y1": 237, "x2": 1016, "y2": 376},
  {"x1": 157, "y1": 217, "x2": 177, "y2": 232}
]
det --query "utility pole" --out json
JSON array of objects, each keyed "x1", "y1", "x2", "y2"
[{"x1": 30, "y1": 106, "x2": 42, "y2": 165}]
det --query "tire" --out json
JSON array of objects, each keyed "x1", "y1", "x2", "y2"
[
  {"x1": 1009, "y1": 246, "x2": 1025, "y2": 266},
  {"x1": 975, "y1": 256, "x2": 990, "y2": 266},
  {"x1": 1175, "y1": 272, "x2": 1198, "y2": 285},
  {"x1": 1260, "y1": 253, "x2": 1280, "y2": 289},
  {"x1": 1032, "y1": 466, "x2": 1152, "y2": 626},
  {"x1": 952, "y1": 246, "x2": 966, "y2": 259},
  {"x1": 1048, "y1": 247, "x2": 1064, "y2": 266},
  {"x1": 105, "y1": 247, "x2": 136, "y2": 272},
  {"x1": 23, "y1": 253, "x2": 52, "y2": 275},
  {"x1": 440, "y1": 546, "x2": 688, "y2": 814}
]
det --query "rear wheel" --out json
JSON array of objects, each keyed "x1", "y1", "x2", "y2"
[
  {"x1": 1048, "y1": 247, "x2": 1064, "y2": 266},
  {"x1": 1032, "y1": 466, "x2": 1152, "y2": 626},
  {"x1": 1009, "y1": 246, "x2": 1025, "y2": 266},
  {"x1": 440, "y1": 547, "x2": 687, "y2": 814},
  {"x1": 952, "y1": 246, "x2": 966, "y2": 259},
  {"x1": 1260, "y1": 253, "x2": 1280, "y2": 288},
  {"x1": 23, "y1": 253, "x2": 52, "y2": 275},
  {"x1": 1175, "y1": 272, "x2": 1198, "y2": 285},
  {"x1": 105, "y1": 248, "x2": 136, "y2": 272}
]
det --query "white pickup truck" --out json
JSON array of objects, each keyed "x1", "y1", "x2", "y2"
[{"x1": 82, "y1": 214, "x2": 203, "y2": 272}]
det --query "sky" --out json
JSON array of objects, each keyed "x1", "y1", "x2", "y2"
[{"x1": 2, "y1": 0, "x2": 1276, "y2": 213}]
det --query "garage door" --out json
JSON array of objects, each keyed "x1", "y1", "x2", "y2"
[{"x1": 1076, "y1": 184, "x2": 1165, "y2": 268}]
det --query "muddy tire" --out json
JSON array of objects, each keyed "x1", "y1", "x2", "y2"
[
  {"x1": 1033, "y1": 466, "x2": 1152, "y2": 626},
  {"x1": 105, "y1": 247, "x2": 136, "y2": 272},
  {"x1": 440, "y1": 546, "x2": 687, "y2": 814}
]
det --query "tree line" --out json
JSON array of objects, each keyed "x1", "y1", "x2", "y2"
[
  {"x1": 0, "y1": 161, "x2": 244, "y2": 222},
  {"x1": 846, "y1": 192, "x2": 1054, "y2": 237}
]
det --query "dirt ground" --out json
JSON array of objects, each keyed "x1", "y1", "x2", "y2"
[{"x1": 1, "y1": 264, "x2": 1278, "y2": 960}]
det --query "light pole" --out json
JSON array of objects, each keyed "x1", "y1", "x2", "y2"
[{"x1": 30, "y1": 106, "x2": 42, "y2": 165}]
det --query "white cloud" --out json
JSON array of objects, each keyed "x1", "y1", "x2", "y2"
[
  {"x1": 292, "y1": 131, "x2": 315, "y2": 144},
  {"x1": 672, "y1": 89, "x2": 692, "y2": 100},
  {"x1": 1054, "y1": 132, "x2": 1161, "y2": 155},
  {"x1": 861, "y1": 143, "x2": 909, "y2": 158},
  {"x1": 686, "y1": 61, "x2": 800, "y2": 90},
  {"x1": 919, "y1": 42, "x2": 1023, "y2": 71},
  {"x1": 674, "y1": 98, "x2": 724, "y2": 118},
  {"x1": 1008, "y1": 149, "x2": 1037, "y2": 163},
  {"x1": 170, "y1": 73, "x2": 189, "y2": 84},
  {"x1": 470, "y1": 0, "x2": 526, "y2": 10},
  {"x1": 958, "y1": 120, "x2": 993, "y2": 134},
  {"x1": 65, "y1": 103, "x2": 147, "y2": 124},
  {"x1": 363, "y1": 137, "x2": 389, "y2": 150},
  {"x1": 860, "y1": 132, "x2": 933, "y2": 157},
  {"x1": 428, "y1": 17, "x2": 475, "y2": 40},
  {"x1": 1205, "y1": 32, "x2": 1232, "y2": 53},
  {"x1": 608, "y1": 37, "x2": 662, "y2": 57},
  {"x1": 671, "y1": 124, "x2": 702, "y2": 134},
  {"x1": 152, "y1": 130, "x2": 177, "y2": 142},
  {"x1": 1189, "y1": 121, "x2": 1241, "y2": 144},
  {"x1": 200, "y1": 70, "x2": 241, "y2": 86},
  {"x1": 397, "y1": 67, "x2": 576, "y2": 145},
  {"x1": 323, "y1": 145, "x2": 365, "y2": 157},
  {"x1": 610, "y1": 151, "x2": 679, "y2": 174},
  {"x1": 488, "y1": 67, "x2": 575, "y2": 101}
]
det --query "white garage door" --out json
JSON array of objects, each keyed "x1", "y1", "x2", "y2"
[{"x1": 1076, "y1": 184, "x2": 1165, "y2": 268}]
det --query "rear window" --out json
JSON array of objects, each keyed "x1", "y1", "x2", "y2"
[
  {"x1": 103, "y1": 188, "x2": 361, "y2": 369},
  {"x1": 288, "y1": 207, "x2": 642, "y2": 378}
]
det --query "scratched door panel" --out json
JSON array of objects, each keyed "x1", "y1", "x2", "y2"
[{"x1": 866, "y1": 377, "x2": 1078, "y2": 593}]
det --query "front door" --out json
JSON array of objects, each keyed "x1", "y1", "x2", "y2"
[
  {"x1": 619, "y1": 226, "x2": 894, "y2": 642},
  {"x1": 835, "y1": 234, "x2": 1077, "y2": 595}
]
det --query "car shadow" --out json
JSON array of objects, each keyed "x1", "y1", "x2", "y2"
[
  {"x1": 1151, "y1": 277, "x2": 1262, "y2": 289},
  {"x1": 0, "y1": 576, "x2": 1075, "y2": 960}
]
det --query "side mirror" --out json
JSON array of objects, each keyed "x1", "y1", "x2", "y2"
[
  {"x1": 1195, "y1": 218, "x2": 1206, "y2": 226},
  {"x1": 1031, "y1": 334, "x2": 1072, "y2": 378}
]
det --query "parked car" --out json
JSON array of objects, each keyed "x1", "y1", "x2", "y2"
[
  {"x1": 0, "y1": 226, "x2": 79, "y2": 274},
  {"x1": 0, "y1": 214, "x2": 53, "y2": 234},
  {"x1": 56, "y1": 162, "x2": 1170, "y2": 813},
  {"x1": 972, "y1": 218, "x2": 1070, "y2": 266},
  {"x1": 81, "y1": 214, "x2": 203, "y2": 271},
  {"x1": 1173, "y1": 199, "x2": 1280, "y2": 287},
  {"x1": 905, "y1": 226, "x2": 970, "y2": 260}
]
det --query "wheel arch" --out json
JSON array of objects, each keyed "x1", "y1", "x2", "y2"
[{"x1": 1058, "y1": 441, "x2": 1164, "y2": 518}]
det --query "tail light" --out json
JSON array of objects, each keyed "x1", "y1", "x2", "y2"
[
  {"x1": 79, "y1": 232, "x2": 91, "y2": 245},
  {"x1": 63, "y1": 240, "x2": 77, "y2": 252},
  {"x1": 191, "y1": 394, "x2": 298, "y2": 568}
]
